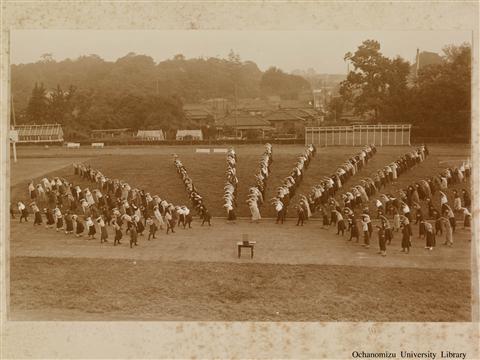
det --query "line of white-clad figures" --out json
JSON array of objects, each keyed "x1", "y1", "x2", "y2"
[
  {"x1": 224, "y1": 148, "x2": 238, "y2": 221},
  {"x1": 293, "y1": 144, "x2": 378, "y2": 222},
  {"x1": 245, "y1": 143, "x2": 273, "y2": 223},
  {"x1": 295, "y1": 144, "x2": 423, "y2": 223},
  {"x1": 173, "y1": 155, "x2": 212, "y2": 224},
  {"x1": 270, "y1": 143, "x2": 318, "y2": 223}
]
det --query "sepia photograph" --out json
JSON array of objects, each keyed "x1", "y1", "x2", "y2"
[
  {"x1": 1, "y1": 1, "x2": 478, "y2": 359},
  {"x1": 8, "y1": 29, "x2": 473, "y2": 322}
]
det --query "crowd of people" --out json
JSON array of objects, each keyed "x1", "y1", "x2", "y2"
[
  {"x1": 271, "y1": 144, "x2": 317, "y2": 224},
  {"x1": 223, "y1": 148, "x2": 238, "y2": 221},
  {"x1": 294, "y1": 144, "x2": 377, "y2": 226},
  {"x1": 12, "y1": 144, "x2": 471, "y2": 256},
  {"x1": 14, "y1": 161, "x2": 204, "y2": 248},
  {"x1": 246, "y1": 143, "x2": 273, "y2": 223},
  {"x1": 314, "y1": 145, "x2": 472, "y2": 256}
]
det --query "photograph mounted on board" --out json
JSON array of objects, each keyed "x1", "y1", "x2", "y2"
[{"x1": 8, "y1": 29, "x2": 473, "y2": 322}]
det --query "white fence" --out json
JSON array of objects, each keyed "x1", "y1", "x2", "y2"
[{"x1": 305, "y1": 124, "x2": 411, "y2": 146}]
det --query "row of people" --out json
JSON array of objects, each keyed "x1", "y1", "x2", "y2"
[
  {"x1": 271, "y1": 144, "x2": 317, "y2": 224},
  {"x1": 224, "y1": 148, "x2": 238, "y2": 221},
  {"x1": 246, "y1": 143, "x2": 273, "y2": 223},
  {"x1": 294, "y1": 144, "x2": 377, "y2": 225},
  {"x1": 173, "y1": 156, "x2": 211, "y2": 224}
]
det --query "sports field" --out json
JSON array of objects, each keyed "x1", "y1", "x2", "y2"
[{"x1": 8, "y1": 144, "x2": 473, "y2": 321}]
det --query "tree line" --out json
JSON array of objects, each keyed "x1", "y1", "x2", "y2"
[{"x1": 11, "y1": 51, "x2": 310, "y2": 140}]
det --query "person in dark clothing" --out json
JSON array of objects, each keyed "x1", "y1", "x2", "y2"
[
  {"x1": 146, "y1": 217, "x2": 157, "y2": 240},
  {"x1": 112, "y1": 218, "x2": 122, "y2": 245},
  {"x1": 201, "y1": 209, "x2": 212, "y2": 226},
  {"x1": 348, "y1": 217, "x2": 359, "y2": 242},
  {"x1": 129, "y1": 223, "x2": 138, "y2": 248},
  {"x1": 377, "y1": 226, "x2": 387, "y2": 256},
  {"x1": 296, "y1": 206, "x2": 305, "y2": 226},
  {"x1": 45, "y1": 208, "x2": 55, "y2": 228},
  {"x1": 401, "y1": 224, "x2": 411, "y2": 253},
  {"x1": 73, "y1": 215, "x2": 84, "y2": 237},
  {"x1": 64, "y1": 212, "x2": 74, "y2": 234},
  {"x1": 462, "y1": 189, "x2": 471, "y2": 209}
]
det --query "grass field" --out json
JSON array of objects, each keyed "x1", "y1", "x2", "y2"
[{"x1": 8, "y1": 143, "x2": 473, "y2": 321}]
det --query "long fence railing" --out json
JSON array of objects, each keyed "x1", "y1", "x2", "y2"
[{"x1": 305, "y1": 124, "x2": 411, "y2": 146}]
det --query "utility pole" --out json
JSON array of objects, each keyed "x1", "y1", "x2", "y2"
[
  {"x1": 234, "y1": 83, "x2": 238, "y2": 139},
  {"x1": 11, "y1": 94, "x2": 17, "y2": 163}
]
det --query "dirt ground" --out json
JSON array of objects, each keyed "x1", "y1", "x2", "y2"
[{"x1": 7, "y1": 144, "x2": 473, "y2": 321}]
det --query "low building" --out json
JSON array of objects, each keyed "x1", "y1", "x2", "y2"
[
  {"x1": 136, "y1": 130, "x2": 165, "y2": 141},
  {"x1": 217, "y1": 111, "x2": 274, "y2": 139},
  {"x1": 176, "y1": 129, "x2": 203, "y2": 141},
  {"x1": 14, "y1": 123, "x2": 64, "y2": 143},
  {"x1": 263, "y1": 109, "x2": 307, "y2": 136},
  {"x1": 184, "y1": 104, "x2": 215, "y2": 127}
]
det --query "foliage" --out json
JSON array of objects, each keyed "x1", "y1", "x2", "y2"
[
  {"x1": 339, "y1": 40, "x2": 410, "y2": 122},
  {"x1": 260, "y1": 67, "x2": 311, "y2": 100},
  {"x1": 411, "y1": 43, "x2": 471, "y2": 138},
  {"x1": 337, "y1": 40, "x2": 470, "y2": 139},
  {"x1": 12, "y1": 53, "x2": 310, "y2": 139}
]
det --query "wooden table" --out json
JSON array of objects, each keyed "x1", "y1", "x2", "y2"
[{"x1": 237, "y1": 241, "x2": 256, "y2": 258}]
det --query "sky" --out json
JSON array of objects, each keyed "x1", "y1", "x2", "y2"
[{"x1": 10, "y1": 30, "x2": 472, "y2": 74}]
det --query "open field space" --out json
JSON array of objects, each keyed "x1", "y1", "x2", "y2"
[
  {"x1": 10, "y1": 256, "x2": 470, "y2": 321},
  {"x1": 8, "y1": 144, "x2": 473, "y2": 321}
]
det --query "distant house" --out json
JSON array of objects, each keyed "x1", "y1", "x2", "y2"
[
  {"x1": 184, "y1": 105, "x2": 215, "y2": 126},
  {"x1": 217, "y1": 111, "x2": 274, "y2": 138},
  {"x1": 236, "y1": 98, "x2": 277, "y2": 114},
  {"x1": 176, "y1": 129, "x2": 203, "y2": 141},
  {"x1": 136, "y1": 129, "x2": 165, "y2": 141},
  {"x1": 90, "y1": 128, "x2": 135, "y2": 139},
  {"x1": 263, "y1": 109, "x2": 307, "y2": 135},
  {"x1": 14, "y1": 124, "x2": 64, "y2": 143},
  {"x1": 282, "y1": 108, "x2": 318, "y2": 125}
]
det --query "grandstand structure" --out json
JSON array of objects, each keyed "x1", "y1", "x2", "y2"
[
  {"x1": 305, "y1": 124, "x2": 411, "y2": 146},
  {"x1": 14, "y1": 124, "x2": 64, "y2": 143}
]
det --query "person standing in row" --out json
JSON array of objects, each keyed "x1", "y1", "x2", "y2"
[
  {"x1": 98, "y1": 216, "x2": 108, "y2": 243},
  {"x1": 64, "y1": 212, "x2": 74, "y2": 234},
  {"x1": 201, "y1": 209, "x2": 211, "y2": 226},
  {"x1": 335, "y1": 210, "x2": 346, "y2": 236},
  {"x1": 45, "y1": 208, "x2": 55, "y2": 228},
  {"x1": 86, "y1": 217, "x2": 96, "y2": 240},
  {"x1": 361, "y1": 216, "x2": 370, "y2": 248},
  {"x1": 423, "y1": 221, "x2": 435, "y2": 250},
  {"x1": 165, "y1": 210, "x2": 175, "y2": 234},
  {"x1": 54, "y1": 207, "x2": 63, "y2": 232},
  {"x1": 400, "y1": 224, "x2": 411, "y2": 254},
  {"x1": 348, "y1": 216, "x2": 359, "y2": 242},
  {"x1": 296, "y1": 205, "x2": 305, "y2": 226},
  {"x1": 112, "y1": 218, "x2": 122, "y2": 245},
  {"x1": 72, "y1": 215, "x2": 84, "y2": 237},
  {"x1": 146, "y1": 217, "x2": 157, "y2": 240},
  {"x1": 377, "y1": 226, "x2": 387, "y2": 256},
  {"x1": 18, "y1": 202, "x2": 28, "y2": 223},
  {"x1": 30, "y1": 202, "x2": 43, "y2": 226},
  {"x1": 129, "y1": 222, "x2": 138, "y2": 248}
]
